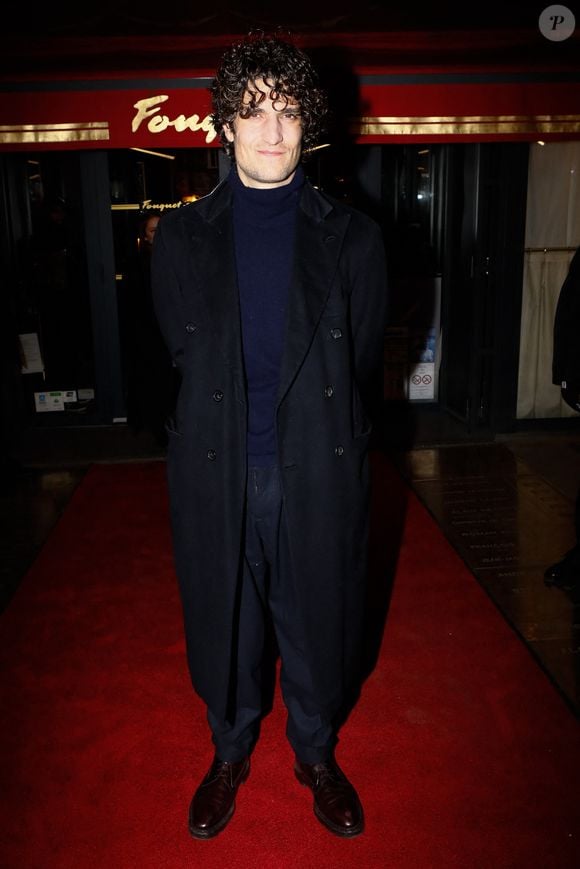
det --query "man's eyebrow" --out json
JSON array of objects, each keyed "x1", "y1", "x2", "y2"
[{"x1": 240, "y1": 103, "x2": 301, "y2": 114}]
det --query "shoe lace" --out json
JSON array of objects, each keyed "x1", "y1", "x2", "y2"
[
  {"x1": 313, "y1": 762, "x2": 345, "y2": 789},
  {"x1": 208, "y1": 759, "x2": 240, "y2": 790}
]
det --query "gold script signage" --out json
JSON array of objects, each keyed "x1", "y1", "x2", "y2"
[
  {"x1": 132, "y1": 95, "x2": 217, "y2": 143},
  {"x1": 1, "y1": 77, "x2": 580, "y2": 152}
]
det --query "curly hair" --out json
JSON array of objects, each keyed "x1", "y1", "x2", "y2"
[{"x1": 210, "y1": 32, "x2": 329, "y2": 159}]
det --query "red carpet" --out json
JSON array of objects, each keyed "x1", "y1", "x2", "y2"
[{"x1": 1, "y1": 455, "x2": 579, "y2": 869}]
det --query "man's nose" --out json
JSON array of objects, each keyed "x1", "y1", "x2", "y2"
[{"x1": 262, "y1": 113, "x2": 283, "y2": 144}]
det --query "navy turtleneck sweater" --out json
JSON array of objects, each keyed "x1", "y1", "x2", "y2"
[{"x1": 229, "y1": 165, "x2": 304, "y2": 466}]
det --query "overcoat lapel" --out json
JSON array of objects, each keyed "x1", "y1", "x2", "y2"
[
  {"x1": 180, "y1": 180, "x2": 351, "y2": 408},
  {"x1": 277, "y1": 184, "x2": 351, "y2": 407},
  {"x1": 182, "y1": 183, "x2": 246, "y2": 395}
]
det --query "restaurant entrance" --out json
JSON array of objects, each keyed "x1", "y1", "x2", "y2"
[
  {"x1": 0, "y1": 137, "x2": 560, "y2": 449},
  {"x1": 0, "y1": 147, "x2": 220, "y2": 437}
]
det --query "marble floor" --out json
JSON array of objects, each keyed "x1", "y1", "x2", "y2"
[
  {"x1": 392, "y1": 432, "x2": 580, "y2": 718},
  {"x1": 2, "y1": 416, "x2": 579, "y2": 717}
]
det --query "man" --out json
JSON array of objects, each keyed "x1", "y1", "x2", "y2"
[
  {"x1": 151, "y1": 33, "x2": 387, "y2": 839},
  {"x1": 544, "y1": 247, "x2": 580, "y2": 589},
  {"x1": 124, "y1": 211, "x2": 177, "y2": 447}
]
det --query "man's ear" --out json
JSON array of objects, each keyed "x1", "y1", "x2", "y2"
[{"x1": 223, "y1": 123, "x2": 235, "y2": 143}]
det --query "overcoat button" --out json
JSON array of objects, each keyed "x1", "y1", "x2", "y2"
[
  {"x1": 212, "y1": 390, "x2": 224, "y2": 402},
  {"x1": 325, "y1": 235, "x2": 337, "y2": 243},
  {"x1": 207, "y1": 449, "x2": 217, "y2": 461},
  {"x1": 185, "y1": 322, "x2": 197, "y2": 334},
  {"x1": 335, "y1": 445, "x2": 344, "y2": 456},
  {"x1": 324, "y1": 385, "x2": 334, "y2": 398},
  {"x1": 330, "y1": 328, "x2": 342, "y2": 339}
]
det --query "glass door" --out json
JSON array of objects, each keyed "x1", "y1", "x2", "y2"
[{"x1": 2, "y1": 151, "x2": 96, "y2": 424}]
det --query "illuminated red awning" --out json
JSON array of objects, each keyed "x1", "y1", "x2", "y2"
[{"x1": 1, "y1": 30, "x2": 579, "y2": 150}]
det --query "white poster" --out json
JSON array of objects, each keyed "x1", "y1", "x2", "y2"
[
  {"x1": 408, "y1": 362, "x2": 436, "y2": 400},
  {"x1": 34, "y1": 390, "x2": 77, "y2": 413},
  {"x1": 19, "y1": 333, "x2": 44, "y2": 375}
]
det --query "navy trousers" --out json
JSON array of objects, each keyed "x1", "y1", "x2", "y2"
[{"x1": 207, "y1": 465, "x2": 335, "y2": 764}]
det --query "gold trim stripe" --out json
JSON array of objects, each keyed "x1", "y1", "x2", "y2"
[
  {"x1": 355, "y1": 115, "x2": 580, "y2": 136},
  {"x1": 0, "y1": 122, "x2": 109, "y2": 144},
  {"x1": 359, "y1": 115, "x2": 580, "y2": 123},
  {"x1": 2, "y1": 114, "x2": 579, "y2": 145},
  {"x1": 110, "y1": 203, "x2": 141, "y2": 211},
  {"x1": 0, "y1": 122, "x2": 109, "y2": 131}
]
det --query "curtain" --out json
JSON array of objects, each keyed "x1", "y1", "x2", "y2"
[
  {"x1": 517, "y1": 250, "x2": 576, "y2": 418},
  {"x1": 517, "y1": 142, "x2": 580, "y2": 418}
]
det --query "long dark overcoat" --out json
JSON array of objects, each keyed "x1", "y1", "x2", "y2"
[{"x1": 151, "y1": 178, "x2": 388, "y2": 722}]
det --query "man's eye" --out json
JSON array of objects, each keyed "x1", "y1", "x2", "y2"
[{"x1": 284, "y1": 112, "x2": 301, "y2": 121}]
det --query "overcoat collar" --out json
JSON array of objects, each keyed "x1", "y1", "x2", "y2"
[
  {"x1": 181, "y1": 181, "x2": 242, "y2": 387},
  {"x1": 278, "y1": 181, "x2": 351, "y2": 406},
  {"x1": 181, "y1": 175, "x2": 351, "y2": 407}
]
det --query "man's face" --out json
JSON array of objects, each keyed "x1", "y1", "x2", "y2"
[
  {"x1": 224, "y1": 78, "x2": 303, "y2": 189},
  {"x1": 144, "y1": 216, "x2": 160, "y2": 245}
]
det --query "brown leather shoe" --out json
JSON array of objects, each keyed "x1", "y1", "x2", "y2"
[
  {"x1": 295, "y1": 758, "x2": 364, "y2": 837},
  {"x1": 188, "y1": 756, "x2": 250, "y2": 839}
]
